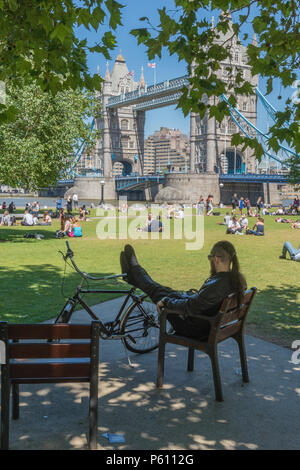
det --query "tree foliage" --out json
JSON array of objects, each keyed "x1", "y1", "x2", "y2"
[
  {"x1": 131, "y1": 0, "x2": 300, "y2": 179},
  {"x1": 0, "y1": 0, "x2": 124, "y2": 122},
  {"x1": 0, "y1": 82, "x2": 99, "y2": 189}
]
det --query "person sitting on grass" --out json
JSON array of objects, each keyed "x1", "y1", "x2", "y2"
[
  {"x1": 82, "y1": 205, "x2": 90, "y2": 216},
  {"x1": 55, "y1": 210, "x2": 67, "y2": 237},
  {"x1": 149, "y1": 215, "x2": 163, "y2": 232},
  {"x1": 226, "y1": 216, "x2": 242, "y2": 235},
  {"x1": 63, "y1": 216, "x2": 72, "y2": 236},
  {"x1": 0, "y1": 210, "x2": 15, "y2": 226},
  {"x1": 120, "y1": 241, "x2": 247, "y2": 340},
  {"x1": 246, "y1": 217, "x2": 265, "y2": 236},
  {"x1": 218, "y1": 212, "x2": 231, "y2": 227},
  {"x1": 21, "y1": 210, "x2": 34, "y2": 226},
  {"x1": 239, "y1": 214, "x2": 249, "y2": 231},
  {"x1": 71, "y1": 217, "x2": 82, "y2": 237},
  {"x1": 279, "y1": 242, "x2": 300, "y2": 261},
  {"x1": 79, "y1": 207, "x2": 86, "y2": 221},
  {"x1": 38, "y1": 211, "x2": 52, "y2": 226}
]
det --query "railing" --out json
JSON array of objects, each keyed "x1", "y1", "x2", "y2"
[
  {"x1": 107, "y1": 75, "x2": 189, "y2": 109},
  {"x1": 134, "y1": 92, "x2": 183, "y2": 111},
  {"x1": 115, "y1": 174, "x2": 165, "y2": 191},
  {"x1": 219, "y1": 173, "x2": 288, "y2": 183}
]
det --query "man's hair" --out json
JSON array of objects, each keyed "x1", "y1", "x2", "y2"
[{"x1": 211, "y1": 240, "x2": 245, "y2": 306}]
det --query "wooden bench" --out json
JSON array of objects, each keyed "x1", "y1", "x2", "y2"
[
  {"x1": 157, "y1": 288, "x2": 257, "y2": 401},
  {"x1": 0, "y1": 321, "x2": 100, "y2": 450}
]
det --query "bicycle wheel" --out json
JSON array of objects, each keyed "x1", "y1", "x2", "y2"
[{"x1": 120, "y1": 294, "x2": 171, "y2": 354}]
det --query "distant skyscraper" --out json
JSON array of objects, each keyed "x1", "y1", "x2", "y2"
[{"x1": 144, "y1": 127, "x2": 190, "y2": 174}]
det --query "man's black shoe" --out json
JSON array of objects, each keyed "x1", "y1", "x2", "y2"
[
  {"x1": 124, "y1": 244, "x2": 139, "y2": 267},
  {"x1": 120, "y1": 251, "x2": 129, "y2": 282}
]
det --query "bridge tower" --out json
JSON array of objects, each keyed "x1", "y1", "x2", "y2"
[
  {"x1": 190, "y1": 14, "x2": 259, "y2": 175},
  {"x1": 97, "y1": 52, "x2": 145, "y2": 179}
]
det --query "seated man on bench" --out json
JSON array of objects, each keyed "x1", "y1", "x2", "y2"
[{"x1": 120, "y1": 241, "x2": 247, "y2": 340}]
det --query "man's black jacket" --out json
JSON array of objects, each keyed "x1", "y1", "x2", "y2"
[{"x1": 162, "y1": 272, "x2": 245, "y2": 338}]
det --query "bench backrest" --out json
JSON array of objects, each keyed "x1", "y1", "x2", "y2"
[
  {"x1": 208, "y1": 288, "x2": 256, "y2": 344},
  {"x1": 0, "y1": 322, "x2": 100, "y2": 383}
]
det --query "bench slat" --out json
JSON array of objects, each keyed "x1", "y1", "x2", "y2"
[
  {"x1": 10, "y1": 361, "x2": 90, "y2": 379},
  {"x1": 9, "y1": 342, "x2": 91, "y2": 359},
  {"x1": 7, "y1": 324, "x2": 92, "y2": 340}
]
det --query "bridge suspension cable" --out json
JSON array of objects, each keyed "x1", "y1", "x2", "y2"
[{"x1": 220, "y1": 91, "x2": 297, "y2": 167}]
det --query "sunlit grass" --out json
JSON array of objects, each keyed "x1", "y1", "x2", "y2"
[{"x1": 0, "y1": 208, "x2": 299, "y2": 347}]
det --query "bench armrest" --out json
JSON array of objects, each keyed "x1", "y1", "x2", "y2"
[{"x1": 160, "y1": 308, "x2": 215, "y2": 323}]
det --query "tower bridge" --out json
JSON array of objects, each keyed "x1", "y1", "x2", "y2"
[{"x1": 64, "y1": 16, "x2": 298, "y2": 205}]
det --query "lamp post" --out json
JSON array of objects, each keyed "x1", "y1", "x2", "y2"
[
  {"x1": 219, "y1": 182, "x2": 224, "y2": 208},
  {"x1": 100, "y1": 180, "x2": 105, "y2": 206}
]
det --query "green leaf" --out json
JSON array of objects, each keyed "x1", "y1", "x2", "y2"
[
  {"x1": 7, "y1": 0, "x2": 18, "y2": 11},
  {"x1": 105, "y1": 0, "x2": 124, "y2": 30}
]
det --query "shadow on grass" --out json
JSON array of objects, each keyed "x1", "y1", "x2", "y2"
[
  {"x1": 0, "y1": 262, "x2": 129, "y2": 324},
  {"x1": 0, "y1": 226, "x2": 57, "y2": 242},
  {"x1": 247, "y1": 284, "x2": 299, "y2": 346}
]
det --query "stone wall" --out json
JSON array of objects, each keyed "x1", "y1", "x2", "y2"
[
  {"x1": 64, "y1": 176, "x2": 116, "y2": 201},
  {"x1": 155, "y1": 173, "x2": 220, "y2": 204}
]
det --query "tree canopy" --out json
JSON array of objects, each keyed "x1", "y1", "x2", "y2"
[
  {"x1": 131, "y1": 0, "x2": 300, "y2": 180},
  {"x1": 0, "y1": 83, "x2": 98, "y2": 189},
  {"x1": 0, "y1": 0, "x2": 123, "y2": 122}
]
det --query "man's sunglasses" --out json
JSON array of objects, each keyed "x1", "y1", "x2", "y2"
[{"x1": 208, "y1": 253, "x2": 222, "y2": 260}]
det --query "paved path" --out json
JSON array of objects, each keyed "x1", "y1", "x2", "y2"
[{"x1": 4, "y1": 297, "x2": 300, "y2": 450}]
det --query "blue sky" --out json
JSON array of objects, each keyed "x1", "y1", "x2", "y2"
[{"x1": 78, "y1": 1, "x2": 296, "y2": 138}]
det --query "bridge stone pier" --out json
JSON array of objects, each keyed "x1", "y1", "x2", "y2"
[
  {"x1": 66, "y1": 175, "x2": 116, "y2": 201},
  {"x1": 154, "y1": 173, "x2": 220, "y2": 204}
]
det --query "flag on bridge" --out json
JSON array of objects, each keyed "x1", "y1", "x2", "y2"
[
  {"x1": 148, "y1": 63, "x2": 156, "y2": 69},
  {"x1": 128, "y1": 70, "x2": 134, "y2": 76}
]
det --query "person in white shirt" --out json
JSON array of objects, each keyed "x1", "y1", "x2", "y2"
[
  {"x1": 239, "y1": 214, "x2": 249, "y2": 231},
  {"x1": 175, "y1": 209, "x2": 184, "y2": 219},
  {"x1": 227, "y1": 216, "x2": 242, "y2": 234},
  {"x1": 21, "y1": 210, "x2": 34, "y2": 226},
  {"x1": 218, "y1": 212, "x2": 231, "y2": 227},
  {"x1": 72, "y1": 193, "x2": 79, "y2": 210}
]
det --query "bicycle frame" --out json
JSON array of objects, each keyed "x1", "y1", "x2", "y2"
[{"x1": 55, "y1": 277, "x2": 144, "y2": 337}]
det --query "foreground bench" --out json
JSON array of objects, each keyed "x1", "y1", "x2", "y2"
[{"x1": 0, "y1": 321, "x2": 100, "y2": 450}]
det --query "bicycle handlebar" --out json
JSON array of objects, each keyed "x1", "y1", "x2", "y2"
[{"x1": 61, "y1": 241, "x2": 126, "y2": 281}]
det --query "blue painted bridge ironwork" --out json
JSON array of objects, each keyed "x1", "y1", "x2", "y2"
[
  {"x1": 115, "y1": 173, "x2": 289, "y2": 193},
  {"x1": 115, "y1": 174, "x2": 166, "y2": 192}
]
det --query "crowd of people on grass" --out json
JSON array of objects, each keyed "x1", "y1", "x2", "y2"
[
  {"x1": 0, "y1": 195, "x2": 87, "y2": 238},
  {"x1": 218, "y1": 212, "x2": 264, "y2": 236}
]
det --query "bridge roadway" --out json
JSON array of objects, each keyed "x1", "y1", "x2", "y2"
[
  {"x1": 106, "y1": 76, "x2": 189, "y2": 111},
  {"x1": 115, "y1": 173, "x2": 288, "y2": 192}
]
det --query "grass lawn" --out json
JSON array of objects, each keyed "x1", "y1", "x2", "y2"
[{"x1": 0, "y1": 208, "x2": 299, "y2": 348}]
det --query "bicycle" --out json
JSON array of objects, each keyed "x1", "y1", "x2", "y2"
[{"x1": 54, "y1": 241, "x2": 163, "y2": 365}]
